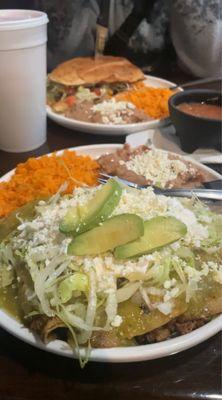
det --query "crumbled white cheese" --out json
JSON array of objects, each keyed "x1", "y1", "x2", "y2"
[
  {"x1": 166, "y1": 198, "x2": 209, "y2": 247},
  {"x1": 122, "y1": 149, "x2": 188, "y2": 187},
  {"x1": 157, "y1": 301, "x2": 173, "y2": 315},
  {"x1": 91, "y1": 99, "x2": 135, "y2": 124},
  {"x1": 170, "y1": 242, "x2": 181, "y2": 250},
  {"x1": 147, "y1": 287, "x2": 164, "y2": 296},
  {"x1": 111, "y1": 315, "x2": 123, "y2": 327},
  {"x1": 202, "y1": 261, "x2": 222, "y2": 283},
  {"x1": 112, "y1": 187, "x2": 168, "y2": 220},
  {"x1": 171, "y1": 287, "x2": 180, "y2": 298},
  {"x1": 164, "y1": 278, "x2": 177, "y2": 289},
  {"x1": 197, "y1": 213, "x2": 213, "y2": 224},
  {"x1": 213, "y1": 269, "x2": 222, "y2": 284}
]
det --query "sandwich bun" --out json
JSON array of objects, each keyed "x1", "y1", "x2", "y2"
[{"x1": 49, "y1": 56, "x2": 144, "y2": 86}]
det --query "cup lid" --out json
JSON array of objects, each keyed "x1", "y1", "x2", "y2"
[{"x1": 0, "y1": 9, "x2": 48, "y2": 31}]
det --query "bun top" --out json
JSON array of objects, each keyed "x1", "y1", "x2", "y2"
[{"x1": 49, "y1": 56, "x2": 144, "y2": 86}]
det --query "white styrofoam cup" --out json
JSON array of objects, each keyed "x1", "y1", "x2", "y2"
[{"x1": 0, "y1": 10, "x2": 48, "y2": 152}]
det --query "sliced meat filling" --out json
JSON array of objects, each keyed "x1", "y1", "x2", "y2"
[
  {"x1": 29, "y1": 315, "x2": 67, "y2": 343},
  {"x1": 135, "y1": 318, "x2": 207, "y2": 345}
]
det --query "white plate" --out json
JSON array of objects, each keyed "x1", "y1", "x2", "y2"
[
  {"x1": 47, "y1": 75, "x2": 177, "y2": 136},
  {"x1": 0, "y1": 144, "x2": 221, "y2": 363}
]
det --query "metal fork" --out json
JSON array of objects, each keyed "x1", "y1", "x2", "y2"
[{"x1": 98, "y1": 173, "x2": 222, "y2": 201}]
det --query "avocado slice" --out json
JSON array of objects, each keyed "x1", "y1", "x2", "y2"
[
  {"x1": 114, "y1": 216, "x2": 187, "y2": 259},
  {"x1": 60, "y1": 179, "x2": 122, "y2": 235},
  {"x1": 68, "y1": 213, "x2": 144, "y2": 256},
  {"x1": 59, "y1": 206, "x2": 80, "y2": 234}
]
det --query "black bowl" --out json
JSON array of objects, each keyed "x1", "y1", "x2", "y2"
[{"x1": 168, "y1": 89, "x2": 221, "y2": 153}]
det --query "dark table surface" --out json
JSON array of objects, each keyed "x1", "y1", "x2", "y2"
[{"x1": 0, "y1": 71, "x2": 221, "y2": 400}]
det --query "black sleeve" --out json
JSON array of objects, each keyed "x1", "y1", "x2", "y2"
[{"x1": 0, "y1": 0, "x2": 31, "y2": 8}]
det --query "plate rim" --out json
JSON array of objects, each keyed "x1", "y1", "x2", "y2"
[
  {"x1": 2, "y1": 143, "x2": 221, "y2": 183},
  {"x1": 0, "y1": 143, "x2": 221, "y2": 363}
]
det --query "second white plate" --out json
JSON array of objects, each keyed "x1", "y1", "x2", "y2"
[{"x1": 47, "y1": 75, "x2": 177, "y2": 136}]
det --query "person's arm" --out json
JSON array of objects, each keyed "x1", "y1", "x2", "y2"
[
  {"x1": 0, "y1": 0, "x2": 30, "y2": 8},
  {"x1": 170, "y1": 0, "x2": 222, "y2": 77}
]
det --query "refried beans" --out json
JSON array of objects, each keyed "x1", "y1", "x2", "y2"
[
  {"x1": 65, "y1": 100, "x2": 150, "y2": 125},
  {"x1": 98, "y1": 144, "x2": 215, "y2": 188}
]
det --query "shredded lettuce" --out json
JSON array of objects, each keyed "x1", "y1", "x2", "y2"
[
  {"x1": 192, "y1": 202, "x2": 222, "y2": 250},
  {"x1": 58, "y1": 273, "x2": 89, "y2": 303},
  {"x1": 145, "y1": 257, "x2": 171, "y2": 286},
  {"x1": 76, "y1": 87, "x2": 97, "y2": 102},
  {"x1": 77, "y1": 269, "x2": 97, "y2": 344},
  {"x1": 0, "y1": 264, "x2": 14, "y2": 288},
  {"x1": 176, "y1": 247, "x2": 195, "y2": 268},
  {"x1": 117, "y1": 282, "x2": 140, "y2": 303},
  {"x1": 47, "y1": 80, "x2": 65, "y2": 103},
  {"x1": 105, "y1": 291, "x2": 118, "y2": 328},
  {"x1": 26, "y1": 254, "x2": 72, "y2": 316},
  {"x1": 0, "y1": 242, "x2": 15, "y2": 288},
  {"x1": 201, "y1": 214, "x2": 222, "y2": 249}
]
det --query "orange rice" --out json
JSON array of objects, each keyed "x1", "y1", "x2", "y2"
[
  {"x1": 116, "y1": 82, "x2": 173, "y2": 119},
  {"x1": 0, "y1": 150, "x2": 100, "y2": 218}
]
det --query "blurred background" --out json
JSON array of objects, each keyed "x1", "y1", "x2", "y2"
[{"x1": 1, "y1": 0, "x2": 221, "y2": 77}]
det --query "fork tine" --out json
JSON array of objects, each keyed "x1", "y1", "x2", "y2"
[
  {"x1": 99, "y1": 172, "x2": 114, "y2": 179},
  {"x1": 98, "y1": 172, "x2": 141, "y2": 189},
  {"x1": 98, "y1": 173, "x2": 221, "y2": 200},
  {"x1": 97, "y1": 178, "x2": 107, "y2": 185},
  {"x1": 123, "y1": 180, "x2": 140, "y2": 189}
]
